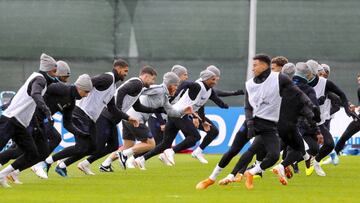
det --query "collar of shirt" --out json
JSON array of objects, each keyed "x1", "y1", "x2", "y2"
[
  {"x1": 39, "y1": 71, "x2": 58, "y2": 86},
  {"x1": 201, "y1": 81, "x2": 211, "y2": 90},
  {"x1": 253, "y1": 68, "x2": 271, "y2": 84},
  {"x1": 71, "y1": 85, "x2": 82, "y2": 100},
  {"x1": 293, "y1": 75, "x2": 308, "y2": 84},
  {"x1": 112, "y1": 69, "x2": 121, "y2": 83},
  {"x1": 308, "y1": 75, "x2": 319, "y2": 87}
]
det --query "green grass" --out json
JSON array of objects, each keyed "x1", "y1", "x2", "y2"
[{"x1": 0, "y1": 154, "x2": 359, "y2": 203}]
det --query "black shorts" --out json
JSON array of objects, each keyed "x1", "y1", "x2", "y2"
[{"x1": 122, "y1": 121, "x2": 153, "y2": 142}]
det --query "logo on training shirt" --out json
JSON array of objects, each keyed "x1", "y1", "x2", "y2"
[{"x1": 259, "y1": 96, "x2": 270, "y2": 107}]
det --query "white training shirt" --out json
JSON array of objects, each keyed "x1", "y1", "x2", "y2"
[
  {"x1": 172, "y1": 80, "x2": 212, "y2": 113},
  {"x1": 3, "y1": 72, "x2": 47, "y2": 127},
  {"x1": 245, "y1": 71, "x2": 282, "y2": 122},
  {"x1": 76, "y1": 72, "x2": 116, "y2": 122},
  {"x1": 127, "y1": 83, "x2": 183, "y2": 124},
  {"x1": 313, "y1": 77, "x2": 330, "y2": 125},
  {"x1": 115, "y1": 77, "x2": 144, "y2": 113}
]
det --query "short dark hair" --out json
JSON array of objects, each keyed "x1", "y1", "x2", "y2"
[
  {"x1": 271, "y1": 56, "x2": 288, "y2": 67},
  {"x1": 140, "y1": 65, "x2": 157, "y2": 76},
  {"x1": 253, "y1": 54, "x2": 271, "y2": 66},
  {"x1": 113, "y1": 59, "x2": 128, "y2": 68}
]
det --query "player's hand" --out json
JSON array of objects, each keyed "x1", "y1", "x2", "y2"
[
  {"x1": 222, "y1": 103, "x2": 229, "y2": 109},
  {"x1": 202, "y1": 121, "x2": 212, "y2": 132},
  {"x1": 183, "y1": 106, "x2": 193, "y2": 115},
  {"x1": 234, "y1": 89, "x2": 245, "y2": 95},
  {"x1": 318, "y1": 96, "x2": 326, "y2": 105},
  {"x1": 350, "y1": 104, "x2": 356, "y2": 112},
  {"x1": 128, "y1": 117, "x2": 140, "y2": 127},
  {"x1": 193, "y1": 118, "x2": 200, "y2": 128},
  {"x1": 160, "y1": 124, "x2": 165, "y2": 132},
  {"x1": 317, "y1": 133, "x2": 324, "y2": 145}
]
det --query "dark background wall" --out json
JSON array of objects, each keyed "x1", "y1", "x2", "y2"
[{"x1": 0, "y1": 0, "x2": 359, "y2": 105}]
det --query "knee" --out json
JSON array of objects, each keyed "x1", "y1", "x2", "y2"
[
  {"x1": 147, "y1": 139, "x2": 156, "y2": 150},
  {"x1": 193, "y1": 134, "x2": 201, "y2": 142}
]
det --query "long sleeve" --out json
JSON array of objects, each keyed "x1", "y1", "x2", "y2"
[
  {"x1": 169, "y1": 81, "x2": 192, "y2": 103},
  {"x1": 307, "y1": 87, "x2": 319, "y2": 107},
  {"x1": 163, "y1": 97, "x2": 183, "y2": 118},
  {"x1": 328, "y1": 92, "x2": 341, "y2": 115},
  {"x1": 325, "y1": 80, "x2": 349, "y2": 109},
  {"x1": 299, "y1": 91, "x2": 315, "y2": 124},
  {"x1": 299, "y1": 91, "x2": 321, "y2": 134},
  {"x1": 133, "y1": 99, "x2": 164, "y2": 114},
  {"x1": 91, "y1": 74, "x2": 114, "y2": 91},
  {"x1": 112, "y1": 79, "x2": 144, "y2": 122},
  {"x1": 213, "y1": 88, "x2": 244, "y2": 97},
  {"x1": 244, "y1": 90, "x2": 253, "y2": 122},
  {"x1": 62, "y1": 104, "x2": 88, "y2": 136},
  {"x1": 209, "y1": 90, "x2": 229, "y2": 108},
  {"x1": 278, "y1": 73, "x2": 294, "y2": 97},
  {"x1": 29, "y1": 77, "x2": 51, "y2": 118},
  {"x1": 197, "y1": 105, "x2": 206, "y2": 121},
  {"x1": 188, "y1": 83, "x2": 201, "y2": 100},
  {"x1": 107, "y1": 97, "x2": 129, "y2": 122},
  {"x1": 46, "y1": 82, "x2": 69, "y2": 96}
]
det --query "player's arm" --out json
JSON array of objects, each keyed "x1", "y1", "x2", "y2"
[
  {"x1": 213, "y1": 88, "x2": 244, "y2": 97},
  {"x1": 29, "y1": 76, "x2": 52, "y2": 120},
  {"x1": 325, "y1": 80, "x2": 357, "y2": 118},
  {"x1": 209, "y1": 90, "x2": 229, "y2": 109},
  {"x1": 62, "y1": 103, "x2": 89, "y2": 136}
]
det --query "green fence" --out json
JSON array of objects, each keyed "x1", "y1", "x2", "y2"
[{"x1": 0, "y1": 0, "x2": 359, "y2": 105}]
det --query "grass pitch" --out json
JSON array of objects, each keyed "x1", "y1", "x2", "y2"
[{"x1": 0, "y1": 154, "x2": 359, "y2": 203}]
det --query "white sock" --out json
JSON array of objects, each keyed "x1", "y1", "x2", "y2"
[
  {"x1": 166, "y1": 148, "x2": 175, "y2": 156},
  {"x1": 12, "y1": 169, "x2": 20, "y2": 176},
  {"x1": 102, "y1": 157, "x2": 113, "y2": 167},
  {"x1": 255, "y1": 160, "x2": 262, "y2": 165},
  {"x1": 248, "y1": 164, "x2": 262, "y2": 175},
  {"x1": 123, "y1": 148, "x2": 134, "y2": 157},
  {"x1": 80, "y1": 159, "x2": 90, "y2": 166},
  {"x1": 194, "y1": 147, "x2": 203, "y2": 155},
  {"x1": 303, "y1": 152, "x2": 310, "y2": 161},
  {"x1": 45, "y1": 156, "x2": 54, "y2": 164},
  {"x1": 127, "y1": 155, "x2": 135, "y2": 161},
  {"x1": 58, "y1": 162, "x2": 66, "y2": 169},
  {"x1": 0, "y1": 165, "x2": 15, "y2": 179},
  {"x1": 314, "y1": 160, "x2": 320, "y2": 166},
  {"x1": 279, "y1": 163, "x2": 285, "y2": 170},
  {"x1": 209, "y1": 164, "x2": 223, "y2": 181}
]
